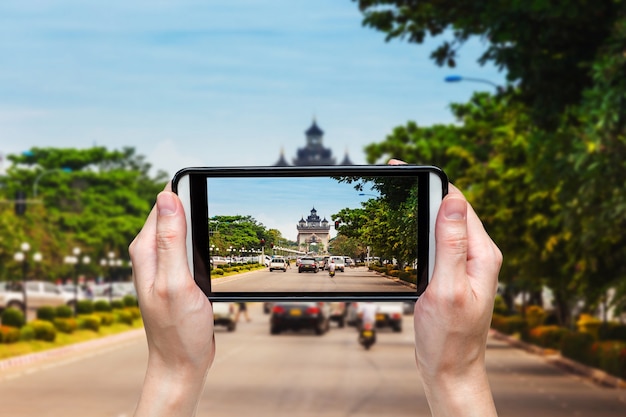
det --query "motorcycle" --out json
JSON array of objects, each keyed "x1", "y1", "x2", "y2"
[
  {"x1": 329, "y1": 269, "x2": 335, "y2": 278},
  {"x1": 358, "y1": 321, "x2": 376, "y2": 350}
]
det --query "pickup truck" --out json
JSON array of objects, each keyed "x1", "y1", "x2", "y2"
[
  {"x1": 269, "y1": 257, "x2": 287, "y2": 272},
  {"x1": 0, "y1": 281, "x2": 76, "y2": 312}
]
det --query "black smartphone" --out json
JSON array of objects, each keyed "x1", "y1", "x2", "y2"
[{"x1": 172, "y1": 165, "x2": 448, "y2": 302}]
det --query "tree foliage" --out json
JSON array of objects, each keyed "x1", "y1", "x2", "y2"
[{"x1": 0, "y1": 147, "x2": 167, "y2": 283}]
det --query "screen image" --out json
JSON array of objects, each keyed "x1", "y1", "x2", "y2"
[{"x1": 203, "y1": 174, "x2": 423, "y2": 295}]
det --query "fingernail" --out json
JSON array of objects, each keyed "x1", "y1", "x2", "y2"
[
  {"x1": 157, "y1": 192, "x2": 177, "y2": 216},
  {"x1": 443, "y1": 197, "x2": 466, "y2": 220}
]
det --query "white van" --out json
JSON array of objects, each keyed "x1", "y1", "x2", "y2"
[{"x1": 328, "y1": 256, "x2": 345, "y2": 272}]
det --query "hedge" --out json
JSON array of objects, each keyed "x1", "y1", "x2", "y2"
[
  {"x1": 1, "y1": 307, "x2": 25, "y2": 328},
  {"x1": 0, "y1": 325, "x2": 20, "y2": 343}
]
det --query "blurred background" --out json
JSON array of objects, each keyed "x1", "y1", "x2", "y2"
[{"x1": 1, "y1": 1, "x2": 625, "y2": 416}]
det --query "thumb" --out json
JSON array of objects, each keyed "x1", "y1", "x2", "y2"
[
  {"x1": 155, "y1": 191, "x2": 191, "y2": 286},
  {"x1": 431, "y1": 195, "x2": 469, "y2": 289}
]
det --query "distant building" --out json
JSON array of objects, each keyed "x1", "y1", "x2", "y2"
[
  {"x1": 274, "y1": 119, "x2": 353, "y2": 166},
  {"x1": 296, "y1": 207, "x2": 331, "y2": 253}
]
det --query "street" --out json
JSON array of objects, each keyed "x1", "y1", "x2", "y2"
[
  {"x1": 212, "y1": 266, "x2": 415, "y2": 294},
  {"x1": 0, "y1": 303, "x2": 624, "y2": 416}
]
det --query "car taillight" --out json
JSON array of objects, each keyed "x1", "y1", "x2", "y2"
[
  {"x1": 392, "y1": 313, "x2": 401, "y2": 320},
  {"x1": 272, "y1": 305, "x2": 286, "y2": 314},
  {"x1": 306, "y1": 306, "x2": 320, "y2": 315}
]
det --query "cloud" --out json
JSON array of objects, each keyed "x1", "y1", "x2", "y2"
[{"x1": 146, "y1": 139, "x2": 206, "y2": 177}]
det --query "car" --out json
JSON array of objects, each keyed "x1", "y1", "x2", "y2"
[
  {"x1": 270, "y1": 302, "x2": 330, "y2": 335},
  {"x1": 0, "y1": 280, "x2": 76, "y2": 312},
  {"x1": 269, "y1": 257, "x2": 287, "y2": 272},
  {"x1": 213, "y1": 302, "x2": 237, "y2": 331},
  {"x1": 327, "y1": 256, "x2": 345, "y2": 272},
  {"x1": 298, "y1": 257, "x2": 319, "y2": 273},
  {"x1": 315, "y1": 256, "x2": 326, "y2": 269},
  {"x1": 328, "y1": 302, "x2": 347, "y2": 327}
]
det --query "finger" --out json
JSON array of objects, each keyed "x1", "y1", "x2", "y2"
[
  {"x1": 431, "y1": 194, "x2": 469, "y2": 293},
  {"x1": 154, "y1": 191, "x2": 192, "y2": 291}
]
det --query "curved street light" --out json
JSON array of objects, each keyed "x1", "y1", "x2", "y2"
[
  {"x1": 33, "y1": 167, "x2": 73, "y2": 199},
  {"x1": 444, "y1": 75, "x2": 503, "y2": 92}
]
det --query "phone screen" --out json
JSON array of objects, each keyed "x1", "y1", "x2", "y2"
[{"x1": 175, "y1": 166, "x2": 446, "y2": 301}]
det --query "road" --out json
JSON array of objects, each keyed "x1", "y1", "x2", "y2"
[
  {"x1": 0, "y1": 304, "x2": 624, "y2": 416},
  {"x1": 212, "y1": 266, "x2": 416, "y2": 294}
]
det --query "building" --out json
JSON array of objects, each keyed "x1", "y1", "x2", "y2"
[
  {"x1": 274, "y1": 119, "x2": 354, "y2": 166},
  {"x1": 296, "y1": 207, "x2": 331, "y2": 254}
]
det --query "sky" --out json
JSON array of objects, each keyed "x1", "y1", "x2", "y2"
[{"x1": 0, "y1": 0, "x2": 506, "y2": 178}]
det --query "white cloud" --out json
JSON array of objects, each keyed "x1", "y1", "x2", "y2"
[{"x1": 146, "y1": 139, "x2": 206, "y2": 178}]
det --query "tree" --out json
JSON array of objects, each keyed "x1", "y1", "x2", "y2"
[{"x1": 354, "y1": 0, "x2": 621, "y2": 127}]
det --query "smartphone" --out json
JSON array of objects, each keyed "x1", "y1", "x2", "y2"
[{"x1": 172, "y1": 165, "x2": 448, "y2": 302}]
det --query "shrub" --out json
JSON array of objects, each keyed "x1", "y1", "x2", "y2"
[
  {"x1": 95, "y1": 312, "x2": 115, "y2": 326},
  {"x1": 599, "y1": 322, "x2": 626, "y2": 341},
  {"x1": 53, "y1": 318, "x2": 78, "y2": 334},
  {"x1": 0, "y1": 325, "x2": 20, "y2": 343},
  {"x1": 524, "y1": 325, "x2": 570, "y2": 349},
  {"x1": 493, "y1": 295, "x2": 509, "y2": 316},
  {"x1": 55, "y1": 305, "x2": 73, "y2": 318},
  {"x1": 561, "y1": 332, "x2": 595, "y2": 364},
  {"x1": 577, "y1": 313, "x2": 601, "y2": 339},
  {"x1": 491, "y1": 314, "x2": 527, "y2": 335},
  {"x1": 591, "y1": 341, "x2": 626, "y2": 379},
  {"x1": 524, "y1": 305, "x2": 546, "y2": 329},
  {"x1": 19, "y1": 325, "x2": 35, "y2": 341},
  {"x1": 94, "y1": 300, "x2": 112, "y2": 312},
  {"x1": 115, "y1": 309, "x2": 133, "y2": 325},
  {"x1": 76, "y1": 300, "x2": 94, "y2": 315},
  {"x1": 36, "y1": 306, "x2": 56, "y2": 322},
  {"x1": 78, "y1": 314, "x2": 101, "y2": 332},
  {"x1": 123, "y1": 295, "x2": 138, "y2": 307},
  {"x1": 111, "y1": 300, "x2": 124, "y2": 309},
  {"x1": 125, "y1": 306, "x2": 141, "y2": 320},
  {"x1": 30, "y1": 320, "x2": 57, "y2": 342},
  {"x1": 213, "y1": 268, "x2": 224, "y2": 276},
  {"x1": 1, "y1": 307, "x2": 25, "y2": 328}
]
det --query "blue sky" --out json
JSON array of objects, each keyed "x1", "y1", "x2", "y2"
[{"x1": 0, "y1": 0, "x2": 505, "y2": 177}]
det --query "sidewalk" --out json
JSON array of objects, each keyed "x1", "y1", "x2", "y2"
[{"x1": 490, "y1": 329, "x2": 626, "y2": 389}]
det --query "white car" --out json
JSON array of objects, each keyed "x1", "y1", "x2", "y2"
[
  {"x1": 0, "y1": 281, "x2": 75, "y2": 312},
  {"x1": 269, "y1": 257, "x2": 287, "y2": 272},
  {"x1": 326, "y1": 256, "x2": 345, "y2": 272}
]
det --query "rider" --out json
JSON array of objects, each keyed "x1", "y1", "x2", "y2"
[
  {"x1": 357, "y1": 302, "x2": 378, "y2": 330},
  {"x1": 328, "y1": 259, "x2": 336, "y2": 276}
]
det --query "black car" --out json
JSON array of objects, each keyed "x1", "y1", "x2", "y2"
[
  {"x1": 298, "y1": 257, "x2": 319, "y2": 273},
  {"x1": 270, "y1": 302, "x2": 330, "y2": 335}
]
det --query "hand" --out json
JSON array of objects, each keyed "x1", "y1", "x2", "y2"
[
  {"x1": 129, "y1": 184, "x2": 215, "y2": 416},
  {"x1": 389, "y1": 159, "x2": 502, "y2": 416}
]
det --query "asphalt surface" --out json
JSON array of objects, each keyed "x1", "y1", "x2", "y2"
[{"x1": 0, "y1": 303, "x2": 624, "y2": 416}]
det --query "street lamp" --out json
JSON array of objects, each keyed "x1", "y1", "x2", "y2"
[
  {"x1": 444, "y1": 75, "x2": 503, "y2": 92},
  {"x1": 13, "y1": 242, "x2": 41, "y2": 315}
]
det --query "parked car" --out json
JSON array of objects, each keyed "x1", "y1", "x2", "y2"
[
  {"x1": 0, "y1": 280, "x2": 76, "y2": 312},
  {"x1": 328, "y1": 302, "x2": 347, "y2": 327},
  {"x1": 213, "y1": 302, "x2": 236, "y2": 331},
  {"x1": 270, "y1": 302, "x2": 330, "y2": 335},
  {"x1": 298, "y1": 257, "x2": 319, "y2": 273},
  {"x1": 269, "y1": 257, "x2": 287, "y2": 272}
]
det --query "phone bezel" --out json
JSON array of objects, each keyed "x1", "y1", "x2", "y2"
[{"x1": 172, "y1": 165, "x2": 448, "y2": 302}]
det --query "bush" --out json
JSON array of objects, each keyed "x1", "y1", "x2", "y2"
[
  {"x1": 524, "y1": 325, "x2": 570, "y2": 349},
  {"x1": 213, "y1": 268, "x2": 224, "y2": 275},
  {"x1": 524, "y1": 305, "x2": 546, "y2": 329},
  {"x1": 1, "y1": 307, "x2": 25, "y2": 328},
  {"x1": 561, "y1": 332, "x2": 595, "y2": 364},
  {"x1": 53, "y1": 318, "x2": 78, "y2": 334},
  {"x1": 115, "y1": 309, "x2": 133, "y2": 325},
  {"x1": 493, "y1": 295, "x2": 509, "y2": 316},
  {"x1": 591, "y1": 341, "x2": 626, "y2": 379},
  {"x1": 30, "y1": 320, "x2": 57, "y2": 342},
  {"x1": 125, "y1": 306, "x2": 141, "y2": 320},
  {"x1": 110, "y1": 300, "x2": 124, "y2": 309},
  {"x1": 19, "y1": 325, "x2": 35, "y2": 341},
  {"x1": 0, "y1": 325, "x2": 20, "y2": 343},
  {"x1": 599, "y1": 322, "x2": 626, "y2": 341},
  {"x1": 95, "y1": 312, "x2": 115, "y2": 326},
  {"x1": 123, "y1": 295, "x2": 138, "y2": 307},
  {"x1": 76, "y1": 300, "x2": 94, "y2": 315},
  {"x1": 55, "y1": 305, "x2": 73, "y2": 318},
  {"x1": 36, "y1": 306, "x2": 56, "y2": 322},
  {"x1": 94, "y1": 300, "x2": 112, "y2": 312},
  {"x1": 491, "y1": 314, "x2": 527, "y2": 335},
  {"x1": 78, "y1": 314, "x2": 101, "y2": 332},
  {"x1": 577, "y1": 313, "x2": 601, "y2": 339}
]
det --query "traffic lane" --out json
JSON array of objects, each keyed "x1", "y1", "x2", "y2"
[
  {"x1": 486, "y1": 337, "x2": 626, "y2": 416},
  {"x1": 212, "y1": 267, "x2": 415, "y2": 293},
  {"x1": 201, "y1": 303, "x2": 431, "y2": 417}
]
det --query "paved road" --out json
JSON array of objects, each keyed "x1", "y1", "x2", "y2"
[
  {"x1": 212, "y1": 266, "x2": 415, "y2": 294},
  {"x1": 0, "y1": 304, "x2": 624, "y2": 416}
]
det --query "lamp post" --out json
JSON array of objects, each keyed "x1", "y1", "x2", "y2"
[{"x1": 13, "y1": 242, "x2": 41, "y2": 315}]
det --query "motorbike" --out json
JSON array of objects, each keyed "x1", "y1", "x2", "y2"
[
  {"x1": 329, "y1": 269, "x2": 335, "y2": 278},
  {"x1": 358, "y1": 321, "x2": 376, "y2": 350}
]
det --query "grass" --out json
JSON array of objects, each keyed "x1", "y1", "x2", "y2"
[{"x1": 0, "y1": 319, "x2": 143, "y2": 361}]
